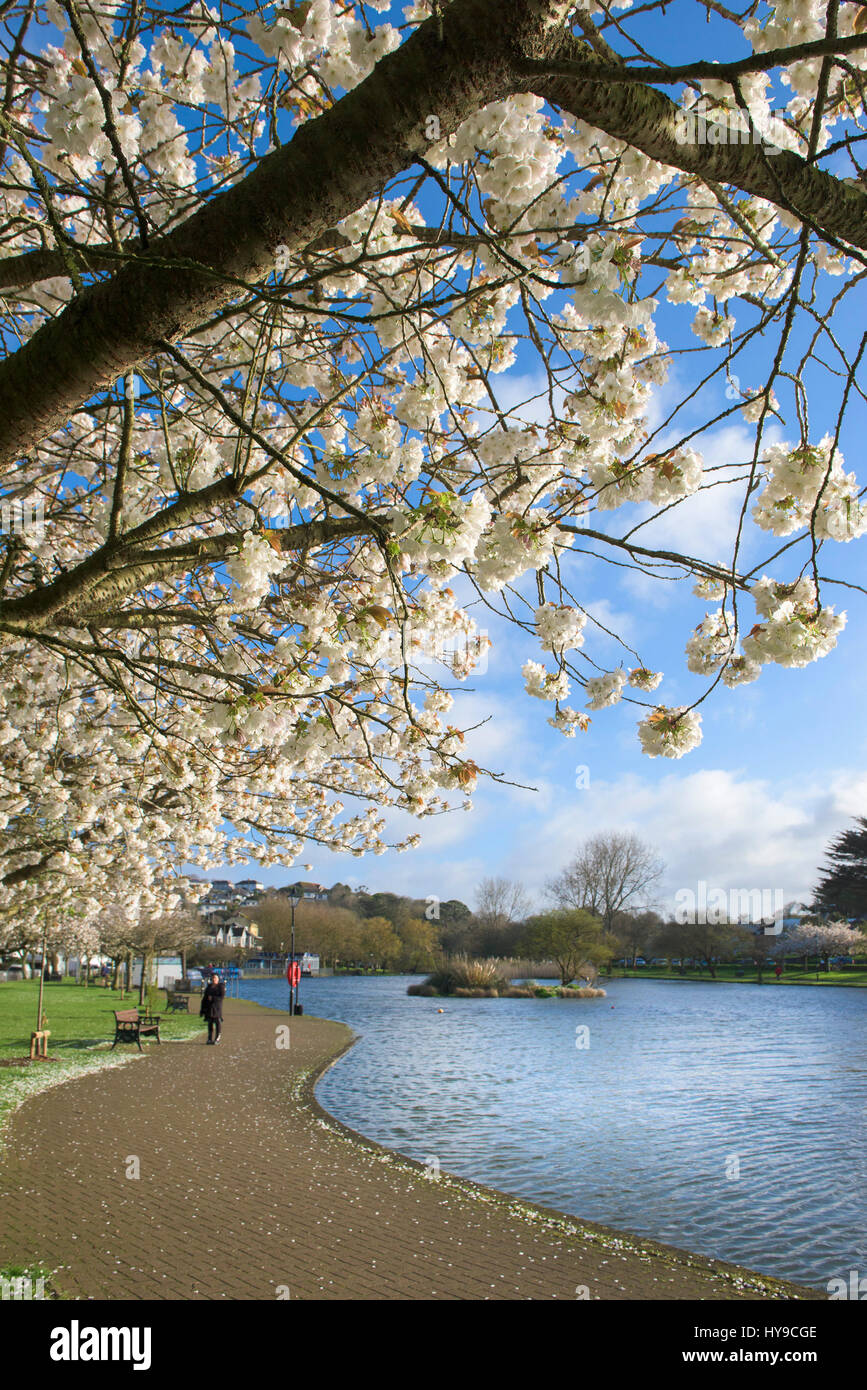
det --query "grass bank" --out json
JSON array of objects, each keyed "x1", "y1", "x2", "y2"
[
  {"x1": 607, "y1": 963, "x2": 867, "y2": 987},
  {"x1": 0, "y1": 979, "x2": 200, "y2": 1149}
]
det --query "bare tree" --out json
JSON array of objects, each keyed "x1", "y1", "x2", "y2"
[
  {"x1": 472, "y1": 877, "x2": 531, "y2": 955},
  {"x1": 548, "y1": 832, "x2": 664, "y2": 933}
]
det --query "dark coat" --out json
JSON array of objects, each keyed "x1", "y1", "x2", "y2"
[{"x1": 200, "y1": 981, "x2": 225, "y2": 1020}]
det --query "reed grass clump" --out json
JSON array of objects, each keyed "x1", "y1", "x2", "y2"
[{"x1": 408, "y1": 954, "x2": 508, "y2": 996}]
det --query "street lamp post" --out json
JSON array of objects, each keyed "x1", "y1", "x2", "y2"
[
  {"x1": 290, "y1": 892, "x2": 296, "y2": 1015},
  {"x1": 288, "y1": 884, "x2": 303, "y2": 1015}
]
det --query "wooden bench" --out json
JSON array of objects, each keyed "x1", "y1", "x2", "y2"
[
  {"x1": 111, "y1": 1009, "x2": 160, "y2": 1052},
  {"x1": 165, "y1": 990, "x2": 190, "y2": 1013}
]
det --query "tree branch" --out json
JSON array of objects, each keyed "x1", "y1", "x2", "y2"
[
  {"x1": 521, "y1": 35, "x2": 867, "y2": 254},
  {"x1": 514, "y1": 32, "x2": 867, "y2": 85}
]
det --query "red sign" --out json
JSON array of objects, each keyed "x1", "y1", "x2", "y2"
[{"x1": 287, "y1": 961, "x2": 301, "y2": 987}]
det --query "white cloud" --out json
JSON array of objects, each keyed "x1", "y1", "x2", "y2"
[{"x1": 475, "y1": 765, "x2": 867, "y2": 911}]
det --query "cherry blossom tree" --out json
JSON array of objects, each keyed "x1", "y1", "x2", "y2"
[
  {"x1": 783, "y1": 920, "x2": 864, "y2": 970},
  {"x1": 1, "y1": 0, "x2": 866, "y2": 946}
]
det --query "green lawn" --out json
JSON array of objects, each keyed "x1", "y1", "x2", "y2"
[
  {"x1": 607, "y1": 962, "x2": 867, "y2": 987},
  {"x1": 0, "y1": 977, "x2": 201, "y2": 1058},
  {"x1": 0, "y1": 979, "x2": 202, "y2": 1160}
]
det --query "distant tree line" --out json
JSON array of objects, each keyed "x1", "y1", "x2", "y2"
[{"x1": 163, "y1": 812, "x2": 867, "y2": 981}]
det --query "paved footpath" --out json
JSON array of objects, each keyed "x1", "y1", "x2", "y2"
[{"x1": 0, "y1": 999, "x2": 821, "y2": 1301}]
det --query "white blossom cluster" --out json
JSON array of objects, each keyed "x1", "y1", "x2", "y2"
[
  {"x1": 224, "y1": 533, "x2": 286, "y2": 609},
  {"x1": 535, "y1": 603, "x2": 587, "y2": 652},
  {"x1": 547, "y1": 707, "x2": 591, "y2": 737},
  {"x1": 522, "y1": 660, "x2": 571, "y2": 703},
  {"x1": 753, "y1": 437, "x2": 867, "y2": 541},
  {"x1": 692, "y1": 576, "x2": 727, "y2": 601},
  {"x1": 742, "y1": 594, "x2": 846, "y2": 669},
  {"x1": 589, "y1": 446, "x2": 703, "y2": 510},
  {"x1": 472, "y1": 512, "x2": 573, "y2": 592},
  {"x1": 637, "y1": 706, "x2": 703, "y2": 759},
  {"x1": 685, "y1": 610, "x2": 737, "y2": 675},
  {"x1": 691, "y1": 307, "x2": 736, "y2": 347},
  {"x1": 585, "y1": 669, "x2": 626, "y2": 710},
  {"x1": 685, "y1": 573, "x2": 848, "y2": 688},
  {"x1": 745, "y1": 0, "x2": 867, "y2": 112},
  {"x1": 628, "y1": 667, "x2": 663, "y2": 692}
]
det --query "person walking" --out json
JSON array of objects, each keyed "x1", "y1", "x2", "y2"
[{"x1": 200, "y1": 972, "x2": 225, "y2": 1045}]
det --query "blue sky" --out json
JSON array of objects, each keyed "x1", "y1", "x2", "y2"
[{"x1": 170, "y1": 2, "x2": 867, "y2": 914}]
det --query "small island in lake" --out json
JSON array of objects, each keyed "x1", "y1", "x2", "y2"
[{"x1": 407, "y1": 953, "x2": 606, "y2": 999}]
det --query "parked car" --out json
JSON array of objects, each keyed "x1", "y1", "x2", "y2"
[
  {"x1": 830, "y1": 955, "x2": 854, "y2": 966},
  {"x1": 633, "y1": 957, "x2": 647, "y2": 967}
]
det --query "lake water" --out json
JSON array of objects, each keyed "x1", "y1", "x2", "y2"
[{"x1": 239, "y1": 973, "x2": 867, "y2": 1289}]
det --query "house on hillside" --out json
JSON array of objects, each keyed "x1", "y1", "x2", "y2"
[
  {"x1": 200, "y1": 912, "x2": 260, "y2": 951},
  {"x1": 277, "y1": 881, "x2": 327, "y2": 901}
]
